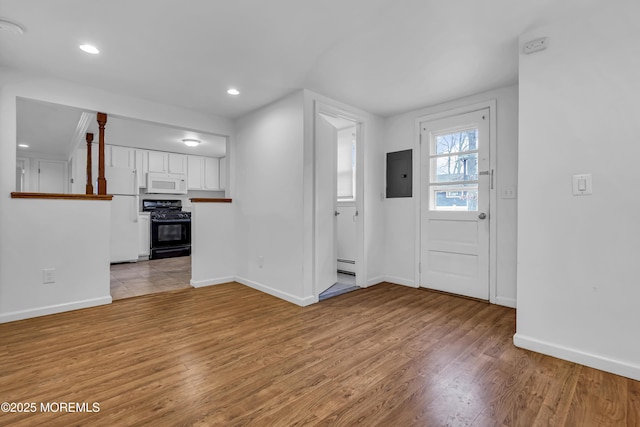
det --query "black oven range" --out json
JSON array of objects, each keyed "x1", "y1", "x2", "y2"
[{"x1": 142, "y1": 199, "x2": 191, "y2": 260}]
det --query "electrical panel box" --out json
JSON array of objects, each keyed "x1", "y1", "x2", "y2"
[{"x1": 386, "y1": 149, "x2": 412, "y2": 198}]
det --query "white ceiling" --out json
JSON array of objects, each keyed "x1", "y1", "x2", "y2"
[
  {"x1": 85, "y1": 115, "x2": 227, "y2": 158},
  {"x1": 17, "y1": 98, "x2": 227, "y2": 159},
  {"x1": 1, "y1": 0, "x2": 590, "y2": 119},
  {"x1": 16, "y1": 98, "x2": 83, "y2": 159}
]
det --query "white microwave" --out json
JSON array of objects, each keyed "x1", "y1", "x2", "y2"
[{"x1": 146, "y1": 172, "x2": 187, "y2": 194}]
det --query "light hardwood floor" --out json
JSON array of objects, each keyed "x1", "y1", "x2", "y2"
[
  {"x1": 110, "y1": 256, "x2": 192, "y2": 300},
  {"x1": 1, "y1": 283, "x2": 638, "y2": 426}
]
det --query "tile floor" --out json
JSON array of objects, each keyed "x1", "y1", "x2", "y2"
[
  {"x1": 110, "y1": 256, "x2": 192, "y2": 301},
  {"x1": 111, "y1": 260, "x2": 358, "y2": 302}
]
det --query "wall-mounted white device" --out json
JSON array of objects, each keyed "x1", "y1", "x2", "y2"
[
  {"x1": 523, "y1": 37, "x2": 548, "y2": 55},
  {"x1": 572, "y1": 174, "x2": 592, "y2": 196}
]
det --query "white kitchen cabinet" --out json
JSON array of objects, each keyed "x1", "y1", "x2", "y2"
[
  {"x1": 187, "y1": 156, "x2": 220, "y2": 190},
  {"x1": 135, "y1": 149, "x2": 149, "y2": 188},
  {"x1": 204, "y1": 157, "x2": 220, "y2": 190},
  {"x1": 168, "y1": 153, "x2": 187, "y2": 174},
  {"x1": 187, "y1": 155, "x2": 203, "y2": 189},
  {"x1": 108, "y1": 145, "x2": 136, "y2": 169},
  {"x1": 148, "y1": 151, "x2": 167, "y2": 173},
  {"x1": 148, "y1": 151, "x2": 186, "y2": 174},
  {"x1": 138, "y1": 212, "x2": 150, "y2": 259}
]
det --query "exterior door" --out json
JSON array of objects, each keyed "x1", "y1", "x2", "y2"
[
  {"x1": 420, "y1": 109, "x2": 490, "y2": 300},
  {"x1": 315, "y1": 113, "x2": 338, "y2": 295}
]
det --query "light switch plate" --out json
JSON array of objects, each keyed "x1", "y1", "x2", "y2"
[
  {"x1": 43, "y1": 268, "x2": 55, "y2": 284},
  {"x1": 572, "y1": 174, "x2": 592, "y2": 196},
  {"x1": 500, "y1": 186, "x2": 517, "y2": 199}
]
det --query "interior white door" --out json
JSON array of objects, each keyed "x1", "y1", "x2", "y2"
[
  {"x1": 420, "y1": 109, "x2": 490, "y2": 300},
  {"x1": 37, "y1": 160, "x2": 66, "y2": 193},
  {"x1": 315, "y1": 113, "x2": 338, "y2": 295}
]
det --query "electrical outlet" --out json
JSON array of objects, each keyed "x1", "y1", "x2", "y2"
[
  {"x1": 258, "y1": 256, "x2": 264, "y2": 268},
  {"x1": 43, "y1": 268, "x2": 56, "y2": 284}
]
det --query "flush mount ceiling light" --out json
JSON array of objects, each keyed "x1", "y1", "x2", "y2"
[
  {"x1": 0, "y1": 19, "x2": 24, "y2": 35},
  {"x1": 182, "y1": 138, "x2": 201, "y2": 147},
  {"x1": 79, "y1": 44, "x2": 99, "y2": 54},
  {"x1": 227, "y1": 88, "x2": 240, "y2": 96},
  {"x1": 17, "y1": 143, "x2": 29, "y2": 148}
]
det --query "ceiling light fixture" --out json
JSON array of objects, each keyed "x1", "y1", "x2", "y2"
[
  {"x1": 79, "y1": 44, "x2": 100, "y2": 54},
  {"x1": 18, "y1": 144, "x2": 29, "y2": 148},
  {"x1": 227, "y1": 88, "x2": 240, "y2": 96},
  {"x1": 182, "y1": 138, "x2": 201, "y2": 147},
  {"x1": 0, "y1": 19, "x2": 24, "y2": 35}
]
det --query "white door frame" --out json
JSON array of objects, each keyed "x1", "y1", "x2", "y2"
[
  {"x1": 414, "y1": 100, "x2": 498, "y2": 303},
  {"x1": 16, "y1": 157, "x2": 30, "y2": 192},
  {"x1": 314, "y1": 101, "x2": 366, "y2": 295}
]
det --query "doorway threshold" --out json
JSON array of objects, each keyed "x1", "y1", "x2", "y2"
[{"x1": 319, "y1": 273, "x2": 359, "y2": 301}]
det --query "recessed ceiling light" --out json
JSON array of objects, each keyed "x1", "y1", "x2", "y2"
[
  {"x1": 18, "y1": 143, "x2": 29, "y2": 148},
  {"x1": 182, "y1": 139, "x2": 201, "y2": 147},
  {"x1": 79, "y1": 44, "x2": 99, "y2": 54},
  {"x1": 227, "y1": 88, "x2": 240, "y2": 96}
]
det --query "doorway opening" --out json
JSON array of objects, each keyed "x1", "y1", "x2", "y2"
[{"x1": 316, "y1": 109, "x2": 362, "y2": 301}]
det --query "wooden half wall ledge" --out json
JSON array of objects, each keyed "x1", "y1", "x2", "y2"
[
  {"x1": 190, "y1": 198, "x2": 232, "y2": 203},
  {"x1": 11, "y1": 192, "x2": 113, "y2": 201}
]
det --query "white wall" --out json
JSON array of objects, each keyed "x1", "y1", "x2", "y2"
[
  {"x1": 514, "y1": 3, "x2": 640, "y2": 381},
  {"x1": 382, "y1": 85, "x2": 518, "y2": 305},
  {"x1": 234, "y1": 91, "x2": 310, "y2": 304},
  {"x1": 0, "y1": 70, "x2": 234, "y2": 322},
  {"x1": 363, "y1": 117, "x2": 386, "y2": 286},
  {"x1": 191, "y1": 202, "x2": 235, "y2": 287},
  {"x1": 232, "y1": 89, "x2": 384, "y2": 305},
  {"x1": 0, "y1": 199, "x2": 111, "y2": 323}
]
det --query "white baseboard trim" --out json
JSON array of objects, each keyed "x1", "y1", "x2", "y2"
[
  {"x1": 235, "y1": 276, "x2": 317, "y2": 307},
  {"x1": 0, "y1": 296, "x2": 112, "y2": 324},
  {"x1": 190, "y1": 276, "x2": 235, "y2": 288},
  {"x1": 495, "y1": 296, "x2": 516, "y2": 308},
  {"x1": 365, "y1": 275, "x2": 386, "y2": 288},
  {"x1": 384, "y1": 276, "x2": 417, "y2": 288},
  {"x1": 513, "y1": 333, "x2": 640, "y2": 381}
]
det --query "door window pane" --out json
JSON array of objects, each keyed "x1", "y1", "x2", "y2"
[
  {"x1": 429, "y1": 125, "x2": 479, "y2": 211},
  {"x1": 431, "y1": 184, "x2": 478, "y2": 211},
  {"x1": 434, "y1": 129, "x2": 478, "y2": 155},
  {"x1": 431, "y1": 153, "x2": 478, "y2": 183}
]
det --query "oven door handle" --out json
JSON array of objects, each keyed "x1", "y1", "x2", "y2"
[{"x1": 154, "y1": 246, "x2": 190, "y2": 254}]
